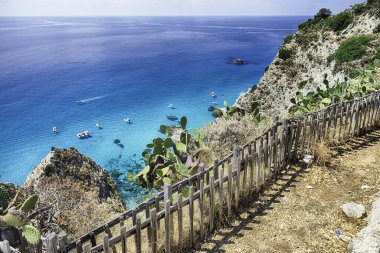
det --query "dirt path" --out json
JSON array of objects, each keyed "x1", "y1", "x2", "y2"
[{"x1": 195, "y1": 129, "x2": 380, "y2": 253}]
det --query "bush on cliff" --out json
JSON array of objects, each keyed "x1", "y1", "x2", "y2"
[
  {"x1": 328, "y1": 35, "x2": 374, "y2": 69},
  {"x1": 326, "y1": 12, "x2": 353, "y2": 32},
  {"x1": 279, "y1": 48, "x2": 293, "y2": 61}
]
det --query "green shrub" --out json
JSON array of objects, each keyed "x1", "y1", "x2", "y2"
[
  {"x1": 353, "y1": 4, "x2": 368, "y2": 15},
  {"x1": 298, "y1": 80, "x2": 308, "y2": 89},
  {"x1": 283, "y1": 34, "x2": 293, "y2": 44},
  {"x1": 278, "y1": 48, "x2": 293, "y2": 61},
  {"x1": 329, "y1": 35, "x2": 373, "y2": 68},
  {"x1": 374, "y1": 24, "x2": 380, "y2": 33},
  {"x1": 265, "y1": 65, "x2": 269, "y2": 72},
  {"x1": 274, "y1": 60, "x2": 280, "y2": 65},
  {"x1": 327, "y1": 12, "x2": 353, "y2": 32},
  {"x1": 298, "y1": 19, "x2": 315, "y2": 30},
  {"x1": 314, "y1": 8, "x2": 332, "y2": 21},
  {"x1": 43, "y1": 164, "x2": 55, "y2": 176}
]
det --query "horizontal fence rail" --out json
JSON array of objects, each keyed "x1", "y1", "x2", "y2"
[{"x1": 3, "y1": 90, "x2": 380, "y2": 253}]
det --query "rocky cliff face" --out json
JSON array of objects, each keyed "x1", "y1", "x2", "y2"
[
  {"x1": 236, "y1": 1, "x2": 380, "y2": 118},
  {"x1": 23, "y1": 147, "x2": 125, "y2": 239}
]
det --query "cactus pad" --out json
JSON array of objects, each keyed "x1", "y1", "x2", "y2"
[
  {"x1": 20, "y1": 195, "x2": 38, "y2": 213},
  {"x1": 22, "y1": 225, "x2": 41, "y2": 245},
  {"x1": 2, "y1": 208, "x2": 27, "y2": 227}
]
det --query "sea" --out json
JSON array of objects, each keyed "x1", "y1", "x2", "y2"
[{"x1": 0, "y1": 16, "x2": 306, "y2": 207}]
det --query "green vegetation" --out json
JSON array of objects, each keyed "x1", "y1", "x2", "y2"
[
  {"x1": 213, "y1": 101, "x2": 239, "y2": 119},
  {"x1": 290, "y1": 61, "x2": 380, "y2": 116},
  {"x1": 0, "y1": 193, "x2": 41, "y2": 244},
  {"x1": 0, "y1": 186, "x2": 10, "y2": 205},
  {"x1": 283, "y1": 34, "x2": 293, "y2": 44},
  {"x1": 374, "y1": 24, "x2": 380, "y2": 33},
  {"x1": 314, "y1": 8, "x2": 332, "y2": 22},
  {"x1": 328, "y1": 35, "x2": 374, "y2": 69},
  {"x1": 43, "y1": 164, "x2": 55, "y2": 176},
  {"x1": 326, "y1": 12, "x2": 353, "y2": 32},
  {"x1": 298, "y1": 80, "x2": 308, "y2": 89},
  {"x1": 279, "y1": 47, "x2": 293, "y2": 61},
  {"x1": 128, "y1": 116, "x2": 205, "y2": 190}
]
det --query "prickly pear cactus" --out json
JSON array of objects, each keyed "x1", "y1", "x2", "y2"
[
  {"x1": 21, "y1": 225, "x2": 41, "y2": 245},
  {"x1": 20, "y1": 194, "x2": 38, "y2": 213},
  {"x1": 2, "y1": 208, "x2": 27, "y2": 227}
]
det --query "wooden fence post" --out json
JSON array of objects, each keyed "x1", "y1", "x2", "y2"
[
  {"x1": 0, "y1": 240, "x2": 11, "y2": 253},
  {"x1": 189, "y1": 186, "x2": 195, "y2": 246},
  {"x1": 233, "y1": 146, "x2": 241, "y2": 210},
  {"x1": 165, "y1": 200, "x2": 171, "y2": 253},
  {"x1": 209, "y1": 175, "x2": 215, "y2": 233},
  {"x1": 177, "y1": 193, "x2": 183, "y2": 252},
  {"x1": 46, "y1": 233, "x2": 58, "y2": 253},
  {"x1": 218, "y1": 167, "x2": 224, "y2": 222}
]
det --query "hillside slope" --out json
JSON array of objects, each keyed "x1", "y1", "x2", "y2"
[{"x1": 236, "y1": 1, "x2": 380, "y2": 118}]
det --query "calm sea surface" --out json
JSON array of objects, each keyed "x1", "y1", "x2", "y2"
[{"x1": 0, "y1": 16, "x2": 306, "y2": 206}]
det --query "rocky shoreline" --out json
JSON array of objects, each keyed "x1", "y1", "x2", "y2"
[{"x1": 1, "y1": 147, "x2": 125, "y2": 241}]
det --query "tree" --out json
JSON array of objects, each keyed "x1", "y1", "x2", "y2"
[{"x1": 314, "y1": 8, "x2": 332, "y2": 22}]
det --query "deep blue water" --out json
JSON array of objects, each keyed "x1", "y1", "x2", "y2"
[{"x1": 0, "y1": 16, "x2": 305, "y2": 207}]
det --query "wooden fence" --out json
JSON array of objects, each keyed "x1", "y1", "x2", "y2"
[{"x1": 2, "y1": 90, "x2": 380, "y2": 253}]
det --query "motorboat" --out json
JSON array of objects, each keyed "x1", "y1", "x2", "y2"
[
  {"x1": 52, "y1": 127, "x2": 58, "y2": 133},
  {"x1": 210, "y1": 92, "x2": 217, "y2": 98},
  {"x1": 212, "y1": 102, "x2": 218, "y2": 105},
  {"x1": 168, "y1": 104, "x2": 175, "y2": 109},
  {"x1": 77, "y1": 130, "x2": 90, "y2": 139},
  {"x1": 96, "y1": 123, "x2": 102, "y2": 129},
  {"x1": 233, "y1": 58, "x2": 247, "y2": 65},
  {"x1": 167, "y1": 116, "x2": 178, "y2": 121},
  {"x1": 76, "y1": 100, "x2": 86, "y2": 105},
  {"x1": 124, "y1": 118, "x2": 132, "y2": 124}
]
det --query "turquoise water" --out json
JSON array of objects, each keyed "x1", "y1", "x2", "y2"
[{"x1": 0, "y1": 16, "x2": 305, "y2": 206}]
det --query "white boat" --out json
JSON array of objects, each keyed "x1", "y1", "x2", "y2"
[
  {"x1": 96, "y1": 123, "x2": 102, "y2": 129},
  {"x1": 210, "y1": 92, "x2": 217, "y2": 98},
  {"x1": 52, "y1": 127, "x2": 58, "y2": 133},
  {"x1": 212, "y1": 102, "x2": 218, "y2": 105},
  {"x1": 124, "y1": 118, "x2": 132, "y2": 124},
  {"x1": 168, "y1": 104, "x2": 175, "y2": 109},
  {"x1": 77, "y1": 130, "x2": 90, "y2": 139}
]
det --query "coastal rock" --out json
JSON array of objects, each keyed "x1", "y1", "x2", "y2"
[
  {"x1": 349, "y1": 191, "x2": 380, "y2": 253},
  {"x1": 23, "y1": 147, "x2": 125, "y2": 239},
  {"x1": 341, "y1": 202, "x2": 366, "y2": 219}
]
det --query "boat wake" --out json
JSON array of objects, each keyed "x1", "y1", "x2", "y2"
[{"x1": 76, "y1": 96, "x2": 105, "y2": 105}]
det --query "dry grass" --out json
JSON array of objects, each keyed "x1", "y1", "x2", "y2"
[
  {"x1": 309, "y1": 139, "x2": 332, "y2": 166},
  {"x1": 202, "y1": 115, "x2": 272, "y2": 164},
  {"x1": 195, "y1": 129, "x2": 380, "y2": 253}
]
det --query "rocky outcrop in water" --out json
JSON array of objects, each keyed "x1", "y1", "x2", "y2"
[{"x1": 23, "y1": 147, "x2": 125, "y2": 239}]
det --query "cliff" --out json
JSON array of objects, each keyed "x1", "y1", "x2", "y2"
[
  {"x1": 203, "y1": 0, "x2": 380, "y2": 161},
  {"x1": 23, "y1": 147, "x2": 125, "y2": 239},
  {"x1": 236, "y1": 1, "x2": 380, "y2": 118}
]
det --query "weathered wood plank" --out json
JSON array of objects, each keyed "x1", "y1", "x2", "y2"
[
  {"x1": 218, "y1": 167, "x2": 224, "y2": 222},
  {"x1": 189, "y1": 186, "x2": 195, "y2": 246},
  {"x1": 150, "y1": 209, "x2": 157, "y2": 253},
  {"x1": 83, "y1": 243, "x2": 91, "y2": 253},
  {"x1": 120, "y1": 225, "x2": 127, "y2": 253},
  {"x1": 46, "y1": 233, "x2": 58, "y2": 253},
  {"x1": 233, "y1": 146, "x2": 241, "y2": 210},
  {"x1": 209, "y1": 175, "x2": 215, "y2": 233},
  {"x1": 227, "y1": 162, "x2": 232, "y2": 218},
  {"x1": 165, "y1": 200, "x2": 171, "y2": 253},
  {"x1": 135, "y1": 217, "x2": 141, "y2": 253},
  {"x1": 103, "y1": 234, "x2": 110, "y2": 253},
  {"x1": 177, "y1": 193, "x2": 183, "y2": 252},
  {"x1": 199, "y1": 179, "x2": 205, "y2": 241}
]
